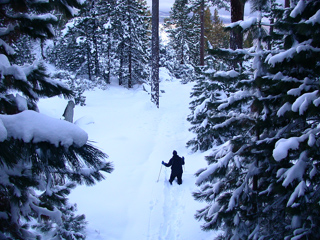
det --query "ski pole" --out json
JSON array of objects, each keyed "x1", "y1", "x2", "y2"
[{"x1": 157, "y1": 164, "x2": 163, "y2": 182}]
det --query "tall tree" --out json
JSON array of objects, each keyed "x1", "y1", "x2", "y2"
[
  {"x1": 113, "y1": 0, "x2": 150, "y2": 88},
  {"x1": 260, "y1": 0, "x2": 320, "y2": 238},
  {"x1": 166, "y1": 0, "x2": 200, "y2": 66},
  {"x1": 48, "y1": 0, "x2": 115, "y2": 86},
  {"x1": 0, "y1": 0, "x2": 113, "y2": 238},
  {"x1": 191, "y1": 0, "x2": 229, "y2": 64},
  {"x1": 191, "y1": 0, "x2": 320, "y2": 239},
  {"x1": 205, "y1": 8, "x2": 229, "y2": 49},
  {"x1": 200, "y1": 0, "x2": 205, "y2": 65},
  {"x1": 151, "y1": 0, "x2": 159, "y2": 107}
]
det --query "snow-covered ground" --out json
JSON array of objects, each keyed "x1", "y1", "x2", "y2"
[{"x1": 38, "y1": 72, "x2": 219, "y2": 240}]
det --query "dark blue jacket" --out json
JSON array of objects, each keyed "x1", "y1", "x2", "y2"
[{"x1": 164, "y1": 155, "x2": 185, "y2": 174}]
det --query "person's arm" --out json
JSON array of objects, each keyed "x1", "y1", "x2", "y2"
[
  {"x1": 162, "y1": 158, "x2": 172, "y2": 167},
  {"x1": 182, "y1": 157, "x2": 185, "y2": 165}
]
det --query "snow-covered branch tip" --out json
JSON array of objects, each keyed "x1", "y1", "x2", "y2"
[{"x1": 0, "y1": 110, "x2": 88, "y2": 148}]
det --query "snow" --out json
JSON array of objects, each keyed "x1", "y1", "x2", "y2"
[
  {"x1": 0, "y1": 39, "x2": 15, "y2": 55},
  {"x1": 29, "y1": 13, "x2": 58, "y2": 22},
  {"x1": 0, "y1": 54, "x2": 28, "y2": 82},
  {"x1": 306, "y1": 9, "x2": 320, "y2": 25},
  {"x1": 0, "y1": 53, "x2": 10, "y2": 67},
  {"x1": 0, "y1": 119, "x2": 7, "y2": 142},
  {"x1": 227, "y1": 184, "x2": 244, "y2": 211},
  {"x1": 193, "y1": 99, "x2": 209, "y2": 119},
  {"x1": 227, "y1": 17, "x2": 257, "y2": 31},
  {"x1": 268, "y1": 41, "x2": 320, "y2": 67},
  {"x1": 267, "y1": 47, "x2": 296, "y2": 67},
  {"x1": 15, "y1": 94, "x2": 28, "y2": 111},
  {"x1": 240, "y1": 17, "x2": 257, "y2": 30},
  {"x1": 287, "y1": 181, "x2": 306, "y2": 207},
  {"x1": 0, "y1": 23, "x2": 16, "y2": 37},
  {"x1": 214, "y1": 70, "x2": 239, "y2": 78},
  {"x1": 273, "y1": 135, "x2": 308, "y2": 161},
  {"x1": 159, "y1": 67, "x2": 173, "y2": 82},
  {"x1": 290, "y1": 0, "x2": 306, "y2": 18},
  {"x1": 196, "y1": 151, "x2": 233, "y2": 186},
  {"x1": 282, "y1": 152, "x2": 308, "y2": 188},
  {"x1": 0, "y1": 110, "x2": 88, "y2": 147},
  {"x1": 38, "y1": 74, "x2": 218, "y2": 239},
  {"x1": 292, "y1": 90, "x2": 318, "y2": 115},
  {"x1": 277, "y1": 102, "x2": 292, "y2": 117},
  {"x1": 30, "y1": 204, "x2": 62, "y2": 225}
]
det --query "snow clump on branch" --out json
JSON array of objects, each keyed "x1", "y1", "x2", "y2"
[{"x1": 0, "y1": 110, "x2": 88, "y2": 147}]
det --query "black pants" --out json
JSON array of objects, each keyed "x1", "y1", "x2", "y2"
[{"x1": 169, "y1": 172, "x2": 182, "y2": 185}]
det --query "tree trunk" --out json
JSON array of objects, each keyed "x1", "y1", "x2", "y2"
[
  {"x1": 230, "y1": 0, "x2": 245, "y2": 50},
  {"x1": 119, "y1": 44, "x2": 123, "y2": 86},
  {"x1": 106, "y1": 31, "x2": 111, "y2": 84},
  {"x1": 199, "y1": 0, "x2": 205, "y2": 66},
  {"x1": 93, "y1": 19, "x2": 100, "y2": 78},
  {"x1": 86, "y1": 43, "x2": 92, "y2": 81},
  {"x1": 128, "y1": 48, "x2": 132, "y2": 88},
  {"x1": 268, "y1": 18, "x2": 274, "y2": 50},
  {"x1": 151, "y1": 0, "x2": 159, "y2": 108},
  {"x1": 285, "y1": 0, "x2": 290, "y2": 8},
  {"x1": 128, "y1": 0, "x2": 132, "y2": 88}
]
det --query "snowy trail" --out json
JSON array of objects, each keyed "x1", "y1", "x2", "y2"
[{"x1": 39, "y1": 78, "x2": 217, "y2": 240}]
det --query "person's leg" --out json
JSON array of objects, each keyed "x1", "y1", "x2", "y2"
[
  {"x1": 169, "y1": 172, "x2": 175, "y2": 185},
  {"x1": 177, "y1": 173, "x2": 182, "y2": 185}
]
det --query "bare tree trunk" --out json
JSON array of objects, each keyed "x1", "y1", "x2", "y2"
[
  {"x1": 119, "y1": 44, "x2": 123, "y2": 86},
  {"x1": 40, "y1": 39, "x2": 46, "y2": 60},
  {"x1": 151, "y1": 0, "x2": 159, "y2": 108},
  {"x1": 93, "y1": 19, "x2": 100, "y2": 78},
  {"x1": 128, "y1": 0, "x2": 132, "y2": 88},
  {"x1": 199, "y1": 0, "x2": 205, "y2": 66},
  {"x1": 106, "y1": 31, "x2": 111, "y2": 84},
  {"x1": 86, "y1": 43, "x2": 92, "y2": 81},
  {"x1": 285, "y1": 0, "x2": 290, "y2": 8},
  {"x1": 230, "y1": 0, "x2": 245, "y2": 50},
  {"x1": 268, "y1": 18, "x2": 274, "y2": 50}
]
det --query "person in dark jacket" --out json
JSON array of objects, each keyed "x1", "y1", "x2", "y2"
[{"x1": 162, "y1": 150, "x2": 185, "y2": 185}]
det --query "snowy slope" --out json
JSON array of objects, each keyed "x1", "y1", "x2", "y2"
[{"x1": 38, "y1": 75, "x2": 219, "y2": 240}]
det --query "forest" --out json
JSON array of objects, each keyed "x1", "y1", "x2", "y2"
[{"x1": 1, "y1": 0, "x2": 320, "y2": 239}]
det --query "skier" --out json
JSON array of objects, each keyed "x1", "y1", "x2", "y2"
[{"x1": 162, "y1": 150, "x2": 185, "y2": 185}]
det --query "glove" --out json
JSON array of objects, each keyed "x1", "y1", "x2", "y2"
[{"x1": 162, "y1": 161, "x2": 165, "y2": 165}]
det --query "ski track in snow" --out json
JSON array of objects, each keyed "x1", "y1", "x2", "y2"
[{"x1": 39, "y1": 79, "x2": 217, "y2": 240}]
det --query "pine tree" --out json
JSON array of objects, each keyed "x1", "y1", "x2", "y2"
[
  {"x1": 192, "y1": 0, "x2": 320, "y2": 238},
  {"x1": 190, "y1": 5, "x2": 269, "y2": 237},
  {"x1": 113, "y1": 0, "x2": 151, "y2": 88},
  {"x1": 49, "y1": 0, "x2": 114, "y2": 86},
  {"x1": 260, "y1": 0, "x2": 320, "y2": 238},
  {"x1": 164, "y1": 0, "x2": 200, "y2": 83},
  {"x1": 166, "y1": 0, "x2": 200, "y2": 65},
  {"x1": 210, "y1": 8, "x2": 229, "y2": 49},
  {"x1": 0, "y1": 0, "x2": 113, "y2": 238},
  {"x1": 190, "y1": 0, "x2": 229, "y2": 65},
  {"x1": 166, "y1": 0, "x2": 190, "y2": 65},
  {"x1": 191, "y1": 47, "x2": 256, "y2": 240},
  {"x1": 203, "y1": 7, "x2": 215, "y2": 50}
]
